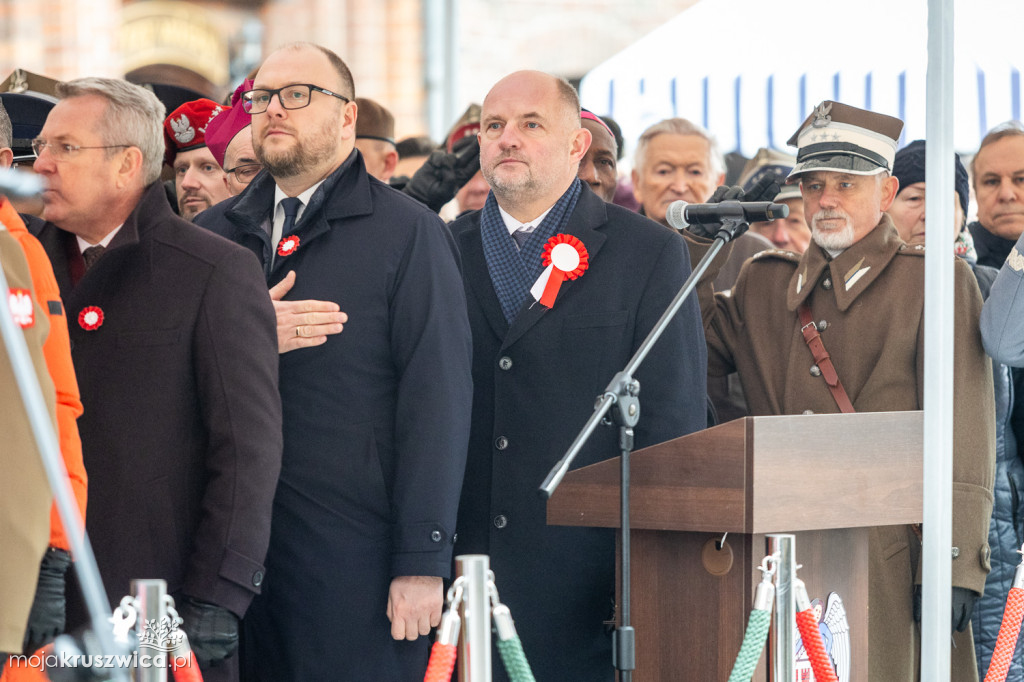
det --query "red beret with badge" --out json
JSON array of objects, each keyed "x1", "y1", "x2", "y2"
[{"x1": 163, "y1": 98, "x2": 227, "y2": 167}]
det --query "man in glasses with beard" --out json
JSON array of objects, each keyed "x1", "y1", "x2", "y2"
[
  {"x1": 681, "y1": 101, "x2": 995, "y2": 681},
  {"x1": 194, "y1": 42, "x2": 472, "y2": 681}
]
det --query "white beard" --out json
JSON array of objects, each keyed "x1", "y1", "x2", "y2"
[{"x1": 812, "y1": 210, "x2": 856, "y2": 251}]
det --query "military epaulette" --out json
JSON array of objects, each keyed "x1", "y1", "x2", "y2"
[
  {"x1": 897, "y1": 243, "x2": 926, "y2": 257},
  {"x1": 750, "y1": 248, "x2": 801, "y2": 263}
]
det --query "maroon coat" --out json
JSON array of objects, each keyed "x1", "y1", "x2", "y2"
[{"x1": 31, "y1": 183, "x2": 282, "y2": 667}]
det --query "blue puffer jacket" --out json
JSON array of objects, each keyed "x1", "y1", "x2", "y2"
[{"x1": 972, "y1": 262, "x2": 1024, "y2": 681}]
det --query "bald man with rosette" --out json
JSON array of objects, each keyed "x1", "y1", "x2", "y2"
[
  {"x1": 449, "y1": 70, "x2": 706, "y2": 681},
  {"x1": 682, "y1": 101, "x2": 995, "y2": 680}
]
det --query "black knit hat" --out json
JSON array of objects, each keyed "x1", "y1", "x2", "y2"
[{"x1": 892, "y1": 139, "x2": 969, "y2": 217}]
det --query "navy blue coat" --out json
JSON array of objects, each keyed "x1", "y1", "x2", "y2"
[
  {"x1": 195, "y1": 152, "x2": 473, "y2": 681},
  {"x1": 450, "y1": 185, "x2": 707, "y2": 682},
  {"x1": 32, "y1": 183, "x2": 282, "y2": 682}
]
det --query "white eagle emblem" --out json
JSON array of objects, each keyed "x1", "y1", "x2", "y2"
[
  {"x1": 7, "y1": 288, "x2": 34, "y2": 328},
  {"x1": 170, "y1": 114, "x2": 195, "y2": 144},
  {"x1": 1008, "y1": 246, "x2": 1024, "y2": 273}
]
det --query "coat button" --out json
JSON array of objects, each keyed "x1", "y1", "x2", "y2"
[
  {"x1": 493, "y1": 514, "x2": 508, "y2": 529},
  {"x1": 498, "y1": 356, "x2": 513, "y2": 371},
  {"x1": 818, "y1": 320, "x2": 827, "y2": 330},
  {"x1": 951, "y1": 546, "x2": 960, "y2": 559},
  {"x1": 252, "y1": 570, "x2": 264, "y2": 587},
  {"x1": 495, "y1": 436, "x2": 509, "y2": 450},
  {"x1": 822, "y1": 278, "x2": 833, "y2": 290},
  {"x1": 431, "y1": 530, "x2": 442, "y2": 543},
  {"x1": 809, "y1": 365, "x2": 821, "y2": 377}
]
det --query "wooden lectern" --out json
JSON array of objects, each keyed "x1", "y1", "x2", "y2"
[{"x1": 547, "y1": 411, "x2": 923, "y2": 681}]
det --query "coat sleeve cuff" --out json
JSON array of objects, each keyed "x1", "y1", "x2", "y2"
[
  {"x1": 951, "y1": 481, "x2": 994, "y2": 594},
  {"x1": 183, "y1": 547, "x2": 266, "y2": 618},
  {"x1": 390, "y1": 521, "x2": 456, "y2": 579}
]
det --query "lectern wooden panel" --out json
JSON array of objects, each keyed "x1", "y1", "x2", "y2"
[{"x1": 547, "y1": 412, "x2": 923, "y2": 681}]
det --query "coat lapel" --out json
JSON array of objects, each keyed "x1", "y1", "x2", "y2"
[
  {"x1": 459, "y1": 221, "x2": 509, "y2": 340},
  {"x1": 500, "y1": 188, "x2": 608, "y2": 350}
]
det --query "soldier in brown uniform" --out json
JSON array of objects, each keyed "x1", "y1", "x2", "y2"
[
  {"x1": 0, "y1": 214, "x2": 55, "y2": 660},
  {"x1": 684, "y1": 101, "x2": 996, "y2": 680}
]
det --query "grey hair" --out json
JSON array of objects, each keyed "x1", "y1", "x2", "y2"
[
  {"x1": 55, "y1": 77, "x2": 166, "y2": 185},
  {"x1": 971, "y1": 120, "x2": 1024, "y2": 188},
  {"x1": 634, "y1": 117, "x2": 725, "y2": 180},
  {"x1": 0, "y1": 100, "x2": 11, "y2": 149}
]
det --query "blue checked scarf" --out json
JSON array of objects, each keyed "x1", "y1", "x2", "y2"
[{"x1": 480, "y1": 178, "x2": 583, "y2": 324}]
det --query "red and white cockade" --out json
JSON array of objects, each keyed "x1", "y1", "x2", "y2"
[
  {"x1": 277, "y1": 235, "x2": 300, "y2": 257},
  {"x1": 78, "y1": 306, "x2": 104, "y2": 331},
  {"x1": 530, "y1": 233, "x2": 589, "y2": 308}
]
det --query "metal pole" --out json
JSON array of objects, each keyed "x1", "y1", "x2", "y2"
[
  {"x1": 131, "y1": 579, "x2": 168, "y2": 682},
  {"x1": 767, "y1": 534, "x2": 795, "y2": 682},
  {"x1": 456, "y1": 555, "x2": 491, "y2": 682},
  {"x1": 922, "y1": 0, "x2": 955, "y2": 677}
]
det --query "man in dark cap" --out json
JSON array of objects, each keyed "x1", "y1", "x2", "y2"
[
  {"x1": 736, "y1": 147, "x2": 811, "y2": 253},
  {"x1": 682, "y1": 101, "x2": 995, "y2": 680},
  {"x1": 354, "y1": 97, "x2": 398, "y2": 182},
  {"x1": 578, "y1": 108, "x2": 618, "y2": 202},
  {"x1": 163, "y1": 98, "x2": 233, "y2": 220}
]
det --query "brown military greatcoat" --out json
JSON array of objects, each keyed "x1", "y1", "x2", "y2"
[
  {"x1": 687, "y1": 214, "x2": 996, "y2": 681},
  {"x1": 0, "y1": 224, "x2": 55, "y2": 654}
]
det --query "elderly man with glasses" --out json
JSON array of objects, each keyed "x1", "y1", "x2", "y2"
[
  {"x1": 27, "y1": 77, "x2": 282, "y2": 682},
  {"x1": 194, "y1": 42, "x2": 473, "y2": 681}
]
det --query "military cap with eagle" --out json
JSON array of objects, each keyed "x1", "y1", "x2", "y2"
[{"x1": 787, "y1": 101, "x2": 904, "y2": 179}]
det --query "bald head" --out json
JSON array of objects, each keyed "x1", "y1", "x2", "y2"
[{"x1": 478, "y1": 71, "x2": 590, "y2": 221}]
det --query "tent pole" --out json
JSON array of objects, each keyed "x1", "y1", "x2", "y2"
[{"x1": 922, "y1": 0, "x2": 955, "y2": 678}]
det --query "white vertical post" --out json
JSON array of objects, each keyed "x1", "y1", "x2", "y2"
[
  {"x1": 922, "y1": 0, "x2": 955, "y2": 678},
  {"x1": 456, "y1": 555, "x2": 492, "y2": 682}
]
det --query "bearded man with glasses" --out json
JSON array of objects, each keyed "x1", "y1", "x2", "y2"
[{"x1": 194, "y1": 42, "x2": 473, "y2": 681}]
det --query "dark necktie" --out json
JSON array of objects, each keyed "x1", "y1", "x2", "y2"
[
  {"x1": 82, "y1": 245, "x2": 105, "y2": 271},
  {"x1": 512, "y1": 225, "x2": 534, "y2": 250},
  {"x1": 281, "y1": 197, "x2": 302, "y2": 236}
]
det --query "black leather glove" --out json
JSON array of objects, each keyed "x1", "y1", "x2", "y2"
[
  {"x1": 401, "y1": 139, "x2": 481, "y2": 212},
  {"x1": 177, "y1": 597, "x2": 239, "y2": 667},
  {"x1": 685, "y1": 174, "x2": 781, "y2": 240},
  {"x1": 23, "y1": 547, "x2": 72, "y2": 653},
  {"x1": 912, "y1": 585, "x2": 979, "y2": 633}
]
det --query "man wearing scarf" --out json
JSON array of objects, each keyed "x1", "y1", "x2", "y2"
[{"x1": 449, "y1": 70, "x2": 707, "y2": 681}]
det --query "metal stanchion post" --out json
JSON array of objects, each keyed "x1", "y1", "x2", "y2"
[
  {"x1": 767, "y1": 534, "x2": 795, "y2": 682},
  {"x1": 132, "y1": 579, "x2": 168, "y2": 682},
  {"x1": 456, "y1": 555, "x2": 492, "y2": 682}
]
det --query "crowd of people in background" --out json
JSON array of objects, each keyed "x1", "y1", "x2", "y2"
[{"x1": 1, "y1": 37, "x2": 1024, "y2": 682}]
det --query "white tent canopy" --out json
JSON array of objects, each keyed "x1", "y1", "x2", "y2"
[{"x1": 580, "y1": 0, "x2": 1024, "y2": 158}]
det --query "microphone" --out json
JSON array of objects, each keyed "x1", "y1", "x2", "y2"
[
  {"x1": 665, "y1": 200, "x2": 788, "y2": 230},
  {"x1": 0, "y1": 167, "x2": 46, "y2": 198}
]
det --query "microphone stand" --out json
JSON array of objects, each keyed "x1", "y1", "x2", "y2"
[{"x1": 539, "y1": 218, "x2": 748, "y2": 682}]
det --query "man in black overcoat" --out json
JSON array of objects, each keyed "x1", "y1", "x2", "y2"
[
  {"x1": 29, "y1": 77, "x2": 282, "y2": 681},
  {"x1": 449, "y1": 70, "x2": 707, "y2": 681},
  {"x1": 194, "y1": 42, "x2": 473, "y2": 680}
]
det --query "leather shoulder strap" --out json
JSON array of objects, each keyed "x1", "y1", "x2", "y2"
[{"x1": 798, "y1": 302, "x2": 856, "y2": 413}]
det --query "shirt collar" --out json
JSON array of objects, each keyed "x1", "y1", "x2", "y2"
[
  {"x1": 77, "y1": 225, "x2": 123, "y2": 253},
  {"x1": 497, "y1": 203, "x2": 555, "y2": 236}
]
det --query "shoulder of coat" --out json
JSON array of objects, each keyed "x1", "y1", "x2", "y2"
[
  {"x1": 897, "y1": 242, "x2": 926, "y2": 257},
  {"x1": 749, "y1": 248, "x2": 801, "y2": 264}
]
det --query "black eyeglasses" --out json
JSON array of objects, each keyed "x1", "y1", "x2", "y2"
[
  {"x1": 223, "y1": 163, "x2": 262, "y2": 184},
  {"x1": 241, "y1": 84, "x2": 350, "y2": 114},
  {"x1": 31, "y1": 139, "x2": 130, "y2": 161}
]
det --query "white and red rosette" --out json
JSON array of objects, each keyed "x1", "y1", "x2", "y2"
[
  {"x1": 7, "y1": 288, "x2": 34, "y2": 328},
  {"x1": 530, "y1": 233, "x2": 589, "y2": 308},
  {"x1": 277, "y1": 235, "x2": 300, "y2": 257},
  {"x1": 78, "y1": 306, "x2": 104, "y2": 331}
]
